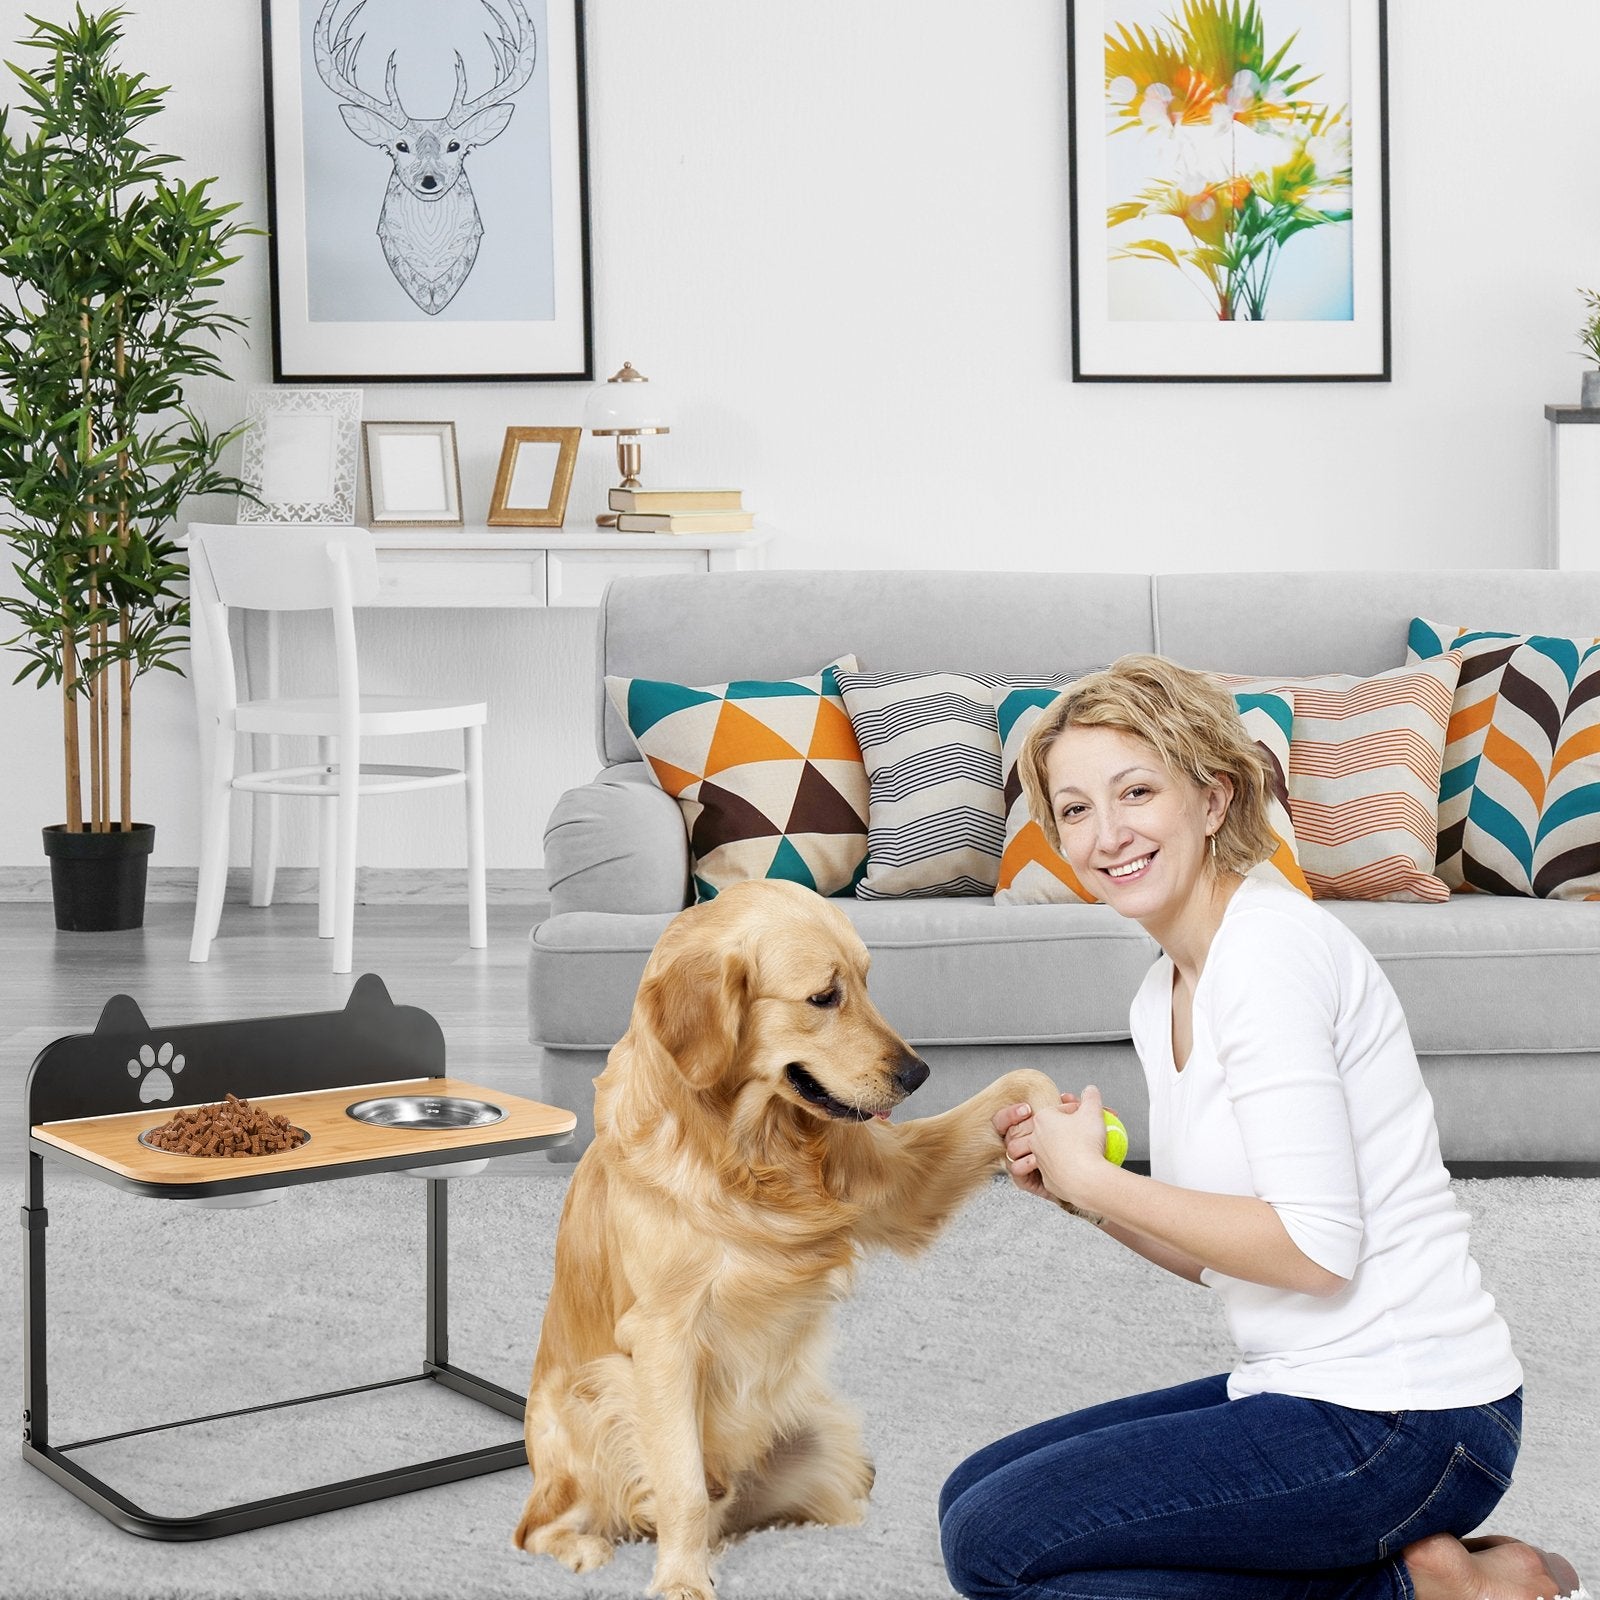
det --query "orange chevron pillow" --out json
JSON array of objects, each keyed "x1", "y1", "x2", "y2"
[
  {"x1": 606, "y1": 658, "x2": 869, "y2": 902},
  {"x1": 993, "y1": 684, "x2": 1310, "y2": 904},
  {"x1": 1213, "y1": 658, "x2": 1463, "y2": 902}
]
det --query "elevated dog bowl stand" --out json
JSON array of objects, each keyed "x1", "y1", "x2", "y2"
[{"x1": 22, "y1": 974, "x2": 575, "y2": 1541}]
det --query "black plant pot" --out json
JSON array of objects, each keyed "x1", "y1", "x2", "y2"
[{"x1": 42, "y1": 823, "x2": 155, "y2": 932}]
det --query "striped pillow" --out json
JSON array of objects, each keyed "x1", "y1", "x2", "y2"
[
  {"x1": 1215, "y1": 658, "x2": 1463, "y2": 902},
  {"x1": 993, "y1": 684, "x2": 1311, "y2": 904},
  {"x1": 1407, "y1": 618, "x2": 1600, "y2": 899},
  {"x1": 834, "y1": 669, "x2": 1072, "y2": 898}
]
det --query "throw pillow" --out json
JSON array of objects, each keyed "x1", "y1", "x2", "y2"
[
  {"x1": 1214, "y1": 658, "x2": 1464, "y2": 903},
  {"x1": 993, "y1": 685, "x2": 1311, "y2": 905},
  {"x1": 605, "y1": 658, "x2": 869, "y2": 902},
  {"x1": 1407, "y1": 618, "x2": 1600, "y2": 899},
  {"x1": 834, "y1": 668, "x2": 1074, "y2": 898}
]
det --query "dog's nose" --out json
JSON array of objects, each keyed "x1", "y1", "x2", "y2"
[
  {"x1": 892, "y1": 1053, "x2": 930, "y2": 1096},
  {"x1": 420, "y1": 174, "x2": 438, "y2": 190}
]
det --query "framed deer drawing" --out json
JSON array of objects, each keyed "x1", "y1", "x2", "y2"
[{"x1": 262, "y1": 0, "x2": 593, "y2": 382}]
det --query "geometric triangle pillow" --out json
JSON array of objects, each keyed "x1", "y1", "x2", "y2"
[
  {"x1": 992, "y1": 683, "x2": 1311, "y2": 905},
  {"x1": 604, "y1": 657, "x2": 869, "y2": 902},
  {"x1": 1407, "y1": 618, "x2": 1600, "y2": 899}
]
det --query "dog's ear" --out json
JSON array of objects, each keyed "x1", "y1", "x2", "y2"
[{"x1": 638, "y1": 945, "x2": 748, "y2": 1089}]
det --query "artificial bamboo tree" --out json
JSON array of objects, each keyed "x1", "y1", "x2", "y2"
[{"x1": 0, "y1": 6, "x2": 253, "y2": 858}]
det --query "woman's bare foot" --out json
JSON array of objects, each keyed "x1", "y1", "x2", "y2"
[{"x1": 1403, "y1": 1532, "x2": 1582, "y2": 1600}]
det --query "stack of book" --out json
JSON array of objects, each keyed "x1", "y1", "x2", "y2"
[{"x1": 610, "y1": 487, "x2": 754, "y2": 534}]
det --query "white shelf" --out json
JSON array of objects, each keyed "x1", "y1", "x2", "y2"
[
  {"x1": 370, "y1": 526, "x2": 772, "y2": 554},
  {"x1": 1546, "y1": 409, "x2": 1600, "y2": 570},
  {"x1": 365, "y1": 526, "x2": 770, "y2": 607}
]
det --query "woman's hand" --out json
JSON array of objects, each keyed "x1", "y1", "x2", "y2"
[
  {"x1": 996, "y1": 1088, "x2": 1114, "y2": 1205},
  {"x1": 1001, "y1": 1085, "x2": 1115, "y2": 1207},
  {"x1": 993, "y1": 1099, "x2": 1051, "y2": 1200}
]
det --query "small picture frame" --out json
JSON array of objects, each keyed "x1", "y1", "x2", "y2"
[
  {"x1": 487, "y1": 425, "x2": 582, "y2": 528},
  {"x1": 361, "y1": 421, "x2": 464, "y2": 528},
  {"x1": 237, "y1": 387, "x2": 363, "y2": 523}
]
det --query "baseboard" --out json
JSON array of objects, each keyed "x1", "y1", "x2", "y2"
[
  {"x1": 0, "y1": 865, "x2": 550, "y2": 906},
  {"x1": 1446, "y1": 1160, "x2": 1600, "y2": 1179}
]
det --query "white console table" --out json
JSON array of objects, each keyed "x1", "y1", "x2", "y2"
[
  {"x1": 366, "y1": 526, "x2": 771, "y2": 607},
  {"x1": 232, "y1": 526, "x2": 770, "y2": 904}
]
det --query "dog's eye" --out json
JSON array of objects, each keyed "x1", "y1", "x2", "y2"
[{"x1": 807, "y1": 987, "x2": 841, "y2": 1008}]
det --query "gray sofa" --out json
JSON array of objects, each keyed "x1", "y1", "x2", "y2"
[{"x1": 527, "y1": 570, "x2": 1600, "y2": 1171}]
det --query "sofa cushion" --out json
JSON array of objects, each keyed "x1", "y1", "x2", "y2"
[
  {"x1": 596, "y1": 571, "x2": 1158, "y2": 765},
  {"x1": 527, "y1": 892, "x2": 1600, "y2": 1059},
  {"x1": 835, "y1": 668, "x2": 1077, "y2": 898},
  {"x1": 528, "y1": 899, "x2": 1158, "y2": 1050},
  {"x1": 1408, "y1": 618, "x2": 1600, "y2": 900},
  {"x1": 1152, "y1": 569, "x2": 1600, "y2": 679},
  {"x1": 1318, "y1": 896, "x2": 1600, "y2": 1055},
  {"x1": 605, "y1": 659, "x2": 869, "y2": 900},
  {"x1": 992, "y1": 683, "x2": 1310, "y2": 903},
  {"x1": 1217, "y1": 659, "x2": 1462, "y2": 902}
]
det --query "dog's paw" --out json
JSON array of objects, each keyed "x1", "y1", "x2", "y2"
[
  {"x1": 649, "y1": 1561, "x2": 716, "y2": 1600},
  {"x1": 996, "y1": 1067, "x2": 1061, "y2": 1112},
  {"x1": 540, "y1": 1529, "x2": 614, "y2": 1573}
]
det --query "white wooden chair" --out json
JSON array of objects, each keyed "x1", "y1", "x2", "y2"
[{"x1": 187, "y1": 523, "x2": 487, "y2": 974}]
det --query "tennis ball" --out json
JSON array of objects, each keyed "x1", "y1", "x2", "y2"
[{"x1": 1102, "y1": 1109, "x2": 1129, "y2": 1166}]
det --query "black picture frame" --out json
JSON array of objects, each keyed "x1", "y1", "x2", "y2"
[
  {"x1": 261, "y1": 0, "x2": 593, "y2": 383},
  {"x1": 1066, "y1": 0, "x2": 1390, "y2": 383}
]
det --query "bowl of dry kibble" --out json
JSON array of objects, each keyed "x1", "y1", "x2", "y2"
[{"x1": 140, "y1": 1093, "x2": 309, "y2": 1207}]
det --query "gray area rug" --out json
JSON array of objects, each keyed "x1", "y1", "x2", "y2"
[{"x1": 5, "y1": 1172, "x2": 1595, "y2": 1599}]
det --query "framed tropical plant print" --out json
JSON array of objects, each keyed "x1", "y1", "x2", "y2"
[
  {"x1": 1067, "y1": 0, "x2": 1390, "y2": 382},
  {"x1": 261, "y1": 0, "x2": 593, "y2": 382}
]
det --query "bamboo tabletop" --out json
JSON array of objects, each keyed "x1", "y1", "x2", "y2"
[{"x1": 31, "y1": 1076, "x2": 576, "y2": 1189}]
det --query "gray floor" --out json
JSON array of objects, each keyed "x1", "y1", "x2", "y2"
[
  {"x1": 3, "y1": 893, "x2": 554, "y2": 1184},
  {"x1": 5, "y1": 896, "x2": 1597, "y2": 1594}
]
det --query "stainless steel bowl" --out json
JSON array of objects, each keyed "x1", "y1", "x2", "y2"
[
  {"x1": 137, "y1": 1123, "x2": 306, "y2": 1207},
  {"x1": 344, "y1": 1094, "x2": 507, "y2": 1130}
]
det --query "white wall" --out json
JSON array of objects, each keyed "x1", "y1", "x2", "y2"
[{"x1": 4, "y1": 0, "x2": 1598, "y2": 870}]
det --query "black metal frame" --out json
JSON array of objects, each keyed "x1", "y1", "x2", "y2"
[{"x1": 21, "y1": 976, "x2": 573, "y2": 1539}]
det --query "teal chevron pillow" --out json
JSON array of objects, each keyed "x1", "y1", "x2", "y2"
[{"x1": 1407, "y1": 617, "x2": 1600, "y2": 899}]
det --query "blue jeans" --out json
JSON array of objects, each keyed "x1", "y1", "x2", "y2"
[{"x1": 939, "y1": 1374, "x2": 1522, "y2": 1600}]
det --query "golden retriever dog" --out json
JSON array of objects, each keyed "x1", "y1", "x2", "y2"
[{"x1": 513, "y1": 878, "x2": 1059, "y2": 1600}]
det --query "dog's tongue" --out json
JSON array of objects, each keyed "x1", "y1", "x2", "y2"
[{"x1": 874, "y1": 1111, "x2": 891, "y2": 1121}]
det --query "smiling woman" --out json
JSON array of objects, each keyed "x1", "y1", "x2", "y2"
[
  {"x1": 934, "y1": 654, "x2": 1581, "y2": 1600},
  {"x1": 1019, "y1": 654, "x2": 1280, "y2": 898}
]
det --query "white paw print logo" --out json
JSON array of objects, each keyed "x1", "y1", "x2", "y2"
[{"x1": 128, "y1": 1041, "x2": 185, "y2": 1104}]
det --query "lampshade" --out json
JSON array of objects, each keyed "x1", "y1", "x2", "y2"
[{"x1": 583, "y1": 361, "x2": 672, "y2": 435}]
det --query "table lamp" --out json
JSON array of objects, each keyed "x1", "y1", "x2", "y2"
[{"x1": 584, "y1": 361, "x2": 671, "y2": 528}]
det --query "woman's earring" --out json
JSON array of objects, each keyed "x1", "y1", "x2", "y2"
[{"x1": 1209, "y1": 831, "x2": 1218, "y2": 862}]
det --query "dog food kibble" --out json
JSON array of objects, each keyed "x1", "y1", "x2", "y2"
[{"x1": 143, "y1": 1093, "x2": 306, "y2": 1158}]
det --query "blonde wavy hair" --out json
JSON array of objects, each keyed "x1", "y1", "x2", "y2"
[{"x1": 1017, "y1": 654, "x2": 1279, "y2": 878}]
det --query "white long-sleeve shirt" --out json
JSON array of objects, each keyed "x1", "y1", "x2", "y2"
[{"x1": 1129, "y1": 876, "x2": 1523, "y2": 1410}]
